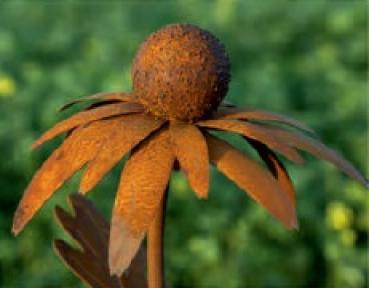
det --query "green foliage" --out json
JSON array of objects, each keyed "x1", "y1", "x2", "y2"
[{"x1": 0, "y1": 1, "x2": 367, "y2": 287}]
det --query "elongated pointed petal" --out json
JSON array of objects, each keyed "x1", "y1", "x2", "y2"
[
  {"x1": 59, "y1": 91, "x2": 135, "y2": 112},
  {"x1": 32, "y1": 102, "x2": 144, "y2": 149},
  {"x1": 12, "y1": 120, "x2": 115, "y2": 235},
  {"x1": 213, "y1": 106, "x2": 314, "y2": 134},
  {"x1": 109, "y1": 128, "x2": 174, "y2": 275},
  {"x1": 197, "y1": 119, "x2": 304, "y2": 164},
  {"x1": 260, "y1": 126, "x2": 369, "y2": 188},
  {"x1": 80, "y1": 114, "x2": 165, "y2": 193},
  {"x1": 170, "y1": 123, "x2": 209, "y2": 198},
  {"x1": 114, "y1": 128, "x2": 174, "y2": 234},
  {"x1": 248, "y1": 139, "x2": 296, "y2": 206},
  {"x1": 109, "y1": 214, "x2": 145, "y2": 277},
  {"x1": 206, "y1": 134, "x2": 297, "y2": 229},
  {"x1": 54, "y1": 240, "x2": 123, "y2": 288}
]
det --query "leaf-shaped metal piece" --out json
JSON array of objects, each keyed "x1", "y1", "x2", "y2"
[
  {"x1": 80, "y1": 114, "x2": 165, "y2": 193},
  {"x1": 197, "y1": 119, "x2": 304, "y2": 164},
  {"x1": 213, "y1": 106, "x2": 315, "y2": 134},
  {"x1": 259, "y1": 126, "x2": 369, "y2": 188},
  {"x1": 248, "y1": 139, "x2": 296, "y2": 206},
  {"x1": 54, "y1": 193, "x2": 147, "y2": 288},
  {"x1": 32, "y1": 102, "x2": 144, "y2": 149},
  {"x1": 109, "y1": 128, "x2": 175, "y2": 276},
  {"x1": 59, "y1": 92, "x2": 135, "y2": 112},
  {"x1": 170, "y1": 123, "x2": 209, "y2": 198},
  {"x1": 206, "y1": 134, "x2": 298, "y2": 229},
  {"x1": 55, "y1": 240, "x2": 122, "y2": 288},
  {"x1": 12, "y1": 120, "x2": 116, "y2": 236}
]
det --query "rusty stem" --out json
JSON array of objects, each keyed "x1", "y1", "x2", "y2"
[{"x1": 147, "y1": 188, "x2": 168, "y2": 288}]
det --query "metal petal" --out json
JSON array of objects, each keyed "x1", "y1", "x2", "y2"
[
  {"x1": 197, "y1": 119, "x2": 304, "y2": 164},
  {"x1": 259, "y1": 126, "x2": 369, "y2": 188},
  {"x1": 109, "y1": 214, "x2": 146, "y2": 277},
  {"x1": 80, "y1": 114, "x2": 165, "y2": 193},
  {"x1": 206, "y1": 134, "x2": 298, "y2": 229},
  {"x1": 12, "y1": 120, "x2": 116, "y2": 235},
  {"x1": 32, "y1": 102, "x2": 144, "y2": 149},
  {"x1": 248, "y1": 139, "x2": 296, "y2": 206},
  {"x1": 213, "y1": 106, "x2": 314, "y2": 134},
  {"x1": 59, "y1": 91, "x2": 136, "y2": 112},
  {"x1": 109, "y1": 128, "x2": 174, "y2": 275},
  {"x1": 170, "y1": 123, "x2": 209, "y2": 198}
]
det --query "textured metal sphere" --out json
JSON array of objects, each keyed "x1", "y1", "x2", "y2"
[{"x1": 132, "y1": 23, "x2": 231, "y2": 122}]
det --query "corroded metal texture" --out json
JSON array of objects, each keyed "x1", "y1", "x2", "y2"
[
  {"x1": 12, "y1": 120, "x2": 120, "y2": 235},
  {"x1": 197, "y1": 119, "x2": 305, "y2": 164},
  {"x1": 213, "y1": 106, "x2": 314, "y2": 133},
  {"x1": 54, "y1": 193, "x2": 147, "y2": 288},
  {"x1": 205, "y1": 133, "x2": 298, "y2": 230},
  {"x1": 113, "y1": 128, "x2": 174, "y2": 235},
  {"x1": 248, "y1": 139, "x2": 296, "y2": 206},
  {"x1": 132, "y1": 23, "x2": 231, "y2": 121},
  {"x1": 170, "y1": 122, "x2": 209, "y2": 198},
  {"x1": 109, "y1": 128, "x2": 174, "y2": 276},
  {"x1": 32, "y1": 102, "x2": 144, "y2": 149},
  {"x1": 12, "y1": 23, "x2": 369, "y2": 281},
  {"x1": 79, "y1": 114, "x2": 165, "y2": 193},
  {"x1": 59, "y1": 91, "x2": 134, "y2": 112}
]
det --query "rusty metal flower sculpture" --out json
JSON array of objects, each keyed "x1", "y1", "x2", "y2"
[{"x1": 12, "y1": 23, "x2": 368, "y2": 284}]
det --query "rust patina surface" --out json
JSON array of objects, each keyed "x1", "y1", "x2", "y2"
[{"x1": 12, "y1": 23, "x2": 368, "y2": 278}]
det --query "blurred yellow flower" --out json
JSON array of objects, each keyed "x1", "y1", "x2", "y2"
[
  {"x1": 0, "y1": 75, "x2": 16, "y2": 97},
  {"x1": 326, "y1": 201, "x2": 354, "y2": 230}
]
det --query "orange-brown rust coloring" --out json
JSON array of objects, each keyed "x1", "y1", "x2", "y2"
[
  {"x1": 12, "y1": 22, "x2": 368, "y2": 283},
  {"x1": 132, "y1": 23, "x2": 231, "y2": 122}
]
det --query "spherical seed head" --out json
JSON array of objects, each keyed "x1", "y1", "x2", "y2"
[{"x1": 132, "y1": 23, "x2": 231, "y2": 122}]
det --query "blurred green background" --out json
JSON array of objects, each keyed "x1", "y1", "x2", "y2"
[{"x1": 0, "y1": 1, "x2": 367, "y2": 287}]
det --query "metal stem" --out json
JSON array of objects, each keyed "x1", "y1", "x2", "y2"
[{"x1": 147, "y1": 188, "x2": 168, "y2": 288}]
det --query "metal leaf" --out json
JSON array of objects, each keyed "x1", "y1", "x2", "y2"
[
  {"x1": 80, "y1": 114, "x2": 165, "y2": 193},
  {"x1": 170, "y1": 123, "x2": 209, "y2": 198},
  {"x1": 206, "y1": 133, "x2": 298, "y2": 230},
  {"x1": 55, "y1": 240, "x2": 122, "y2": 288},
  {"x1": 32, "y1": 102, "x2": 144, "y2": 149},
  {"x1": 54, "y1": 193, "x2": 147, "y2": 288},
  {"x1": 197, "y1": 119, "x2": 304, "y2": 164}
]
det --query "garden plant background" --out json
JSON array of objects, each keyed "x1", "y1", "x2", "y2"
[{"x1": 0, "y1": 1, "x2": 367, "y2": 287}]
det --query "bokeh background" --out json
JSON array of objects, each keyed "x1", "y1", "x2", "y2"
[{"x1": 0, "y1": 1, "x2": 367, "y2": 287}]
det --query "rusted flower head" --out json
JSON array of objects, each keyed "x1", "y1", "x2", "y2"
[
  {"x1": 12, "y1": 23, "x2": 368, "y2": 278},
  {"x1": 132, "y1": 23, "x2": 230, "y2": 121}
]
